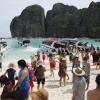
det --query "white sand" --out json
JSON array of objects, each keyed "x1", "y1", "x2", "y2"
[{"x1": 0, "y1": 55, "x2": 100, "y2": 100}]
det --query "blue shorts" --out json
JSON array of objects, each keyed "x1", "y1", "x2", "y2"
[{"x1": 83, "y1": 75, "x2": 90, "y2": 83}]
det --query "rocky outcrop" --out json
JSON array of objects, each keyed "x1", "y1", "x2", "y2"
[
  {"x1": 10, "y1": 5, "x2": 45, "y2": 38},
  {"x1": 46, "y1": 3, "x2": 78, "y2": 37},
  {"x1": 10, "y1": 2, "x2": 100, "y2": 38},
  {"x1": 46, "y1": 2, "x2": 100, "y2": 38}
]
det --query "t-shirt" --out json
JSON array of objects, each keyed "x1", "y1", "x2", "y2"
[
  {"x1": 35, "y1": 66, "x2": 46, "y2": 79},
  {"x1": 6, "y1": 68, "x2": 16, "y2": 80},
  {"x1": 73, "y1": 77, "x2": 86, "y2": 100}
]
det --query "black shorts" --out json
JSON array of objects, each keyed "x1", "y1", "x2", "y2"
[{"x1": 37, "y1": 78, "x2": 45, "y2": 85}]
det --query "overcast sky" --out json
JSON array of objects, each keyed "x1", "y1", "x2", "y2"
[{"x1": 0, "y1": 0, "x2": 99, "y2": 37}]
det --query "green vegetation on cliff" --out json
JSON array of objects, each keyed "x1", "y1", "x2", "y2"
[
  {"x1": 10, "y1": 2, "x2": 100, "y2": 38},
  {"x1": 10, "y1": 5, "x2": 45, "y2": 38}
]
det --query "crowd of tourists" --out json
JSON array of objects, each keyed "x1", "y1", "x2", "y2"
[{"x1": 0, "y1": 44, "x2": 100, "y2": 100}]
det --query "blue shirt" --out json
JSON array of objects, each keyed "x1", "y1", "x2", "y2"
[{"x1": 18, "y1": 67, "x2": 29, "y2": 97}]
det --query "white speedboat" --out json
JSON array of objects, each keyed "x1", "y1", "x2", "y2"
[
  {"x1": 0, "y1": 41, "x2": 8, "y2": 53},
  {"x1": 18, "y1": 39, "x2": 31, "y2": 47},
  {"x1": 75, "y1": 41, "x2": 90, "y2": 50},
  {"x1": 40, "y1": 40, "x2": 65, "y2": 54}
]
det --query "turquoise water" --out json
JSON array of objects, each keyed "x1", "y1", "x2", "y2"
[{"x1": 2, "y1": 38, "x2": 100, "y2": 63}]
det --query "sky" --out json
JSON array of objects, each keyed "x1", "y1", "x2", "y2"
[{"x1": 0, "y1": 0, "x2": 100, "y2": 37}]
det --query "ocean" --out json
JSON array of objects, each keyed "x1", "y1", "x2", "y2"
[{"x1": 1, "y1": 38, "x2": 100, "y2": 64}]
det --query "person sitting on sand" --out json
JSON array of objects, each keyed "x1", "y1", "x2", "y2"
[
  {"x1": 31, "y1": 88, "x2": 48, "y2": 100},
  {"x1": 35, "y1": 61, "x2": 46, "y2": 90},
  {"x1": 4, "y1": 63, "x2": 16, "y2": 85},
  {"x1": 87, "y1": 74, "x2": 100, "y2": 100},
  {"x1": 72, "y1": 67, "x2": 86, "y2": 100}
]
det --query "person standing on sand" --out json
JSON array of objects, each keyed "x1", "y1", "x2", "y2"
[
  {"x1": 35, "y1": 61, "x2": 46, "y2": 90},
  {"x1": 1, "y1": 60, "x2": 30, "y2": 100},
  {"x1": 42, "y1": 52, "x2": 46, "y2": 62},
  {"x1": 14, "y1": 59, "x2": 30, "y2": 100},
  {"x1": 28, "y1": 65, "x2": 34, "y2": 93},
  {"x1": 59, "y1": 58, "x2": 68, "y2": 86},
  {"x1": 96, "y1": 50, "x2": 100, "y2": 70},
  {"x1": 31, "y1": 53, "x2": 37, "y2": 69},
  {"x1": 0, "y1": 52, "x2": 3, "y2": 71},
  {"x1": 4, "y1": 63, "x2": 16, "y2": 85},
  {"x1": 72, "y1": 57, "x2": 80, "y2": 82},
  {"x1": 87, "y1": 74, "x2": 100, "y2": 100},
  {"x1": 49, "y1": 54, "x2": 56, "y2": 77},
  {"x1": 72, "y1": 67, "x2": 86, "y2": 100},
  {"x1": 82, "y1": 56, "x2": 90, "y2": 90}
]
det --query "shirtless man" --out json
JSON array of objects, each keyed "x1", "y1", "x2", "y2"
[{"x1": 87, "y1": 74, "x2": 100, "y2": 100}]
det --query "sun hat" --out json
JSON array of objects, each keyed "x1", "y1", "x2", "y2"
[
  {"x1": 73, "y1": 67, "x2": 85, "y2": 76},
  {"x1": 31, "y1": 88, "x2": 48, "y2": 100}
]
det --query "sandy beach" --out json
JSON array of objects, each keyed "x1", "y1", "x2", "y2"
[{"x1": 0, "y1": 54, "x2": 100, "y2": 100}]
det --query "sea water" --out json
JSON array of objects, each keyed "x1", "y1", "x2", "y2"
[{"x1": 1, "y1": 38, "x2": 100, "y2": 64}]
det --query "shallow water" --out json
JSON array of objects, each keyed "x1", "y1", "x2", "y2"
[{"x1": 1, "y1": 38, "x2": 100, "y2": 63}]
